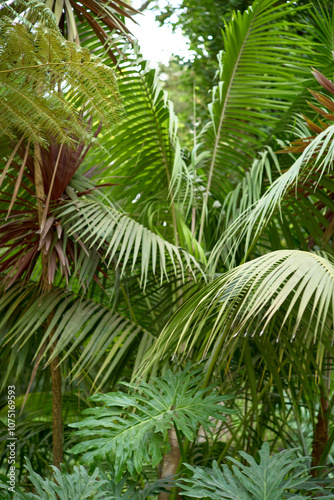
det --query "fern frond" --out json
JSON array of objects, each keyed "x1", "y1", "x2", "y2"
[
  {"x1": 139, "y1": 250, "x2": 334, "y2": 376},
  {"x1": 0, "y1": 10, "x2": 122, "y2": 146},
  {"x1": 209, "y1": 121, "x2": 334, "y2": 270}
]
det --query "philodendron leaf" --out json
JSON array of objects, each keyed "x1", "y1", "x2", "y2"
[
  {"x1": 179, "y1": 442, "x2": 332, "y2": 499},
  {"x1": 69, "y1": 366, "x2": 234, "y2": 481},
  {"x1": 0, "y1": 457, "x2": 173, "y2": 499},
  {"x1": 10, "y1": 458, "x2": 108, "y2": 499}
]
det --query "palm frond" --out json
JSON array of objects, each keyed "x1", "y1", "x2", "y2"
[
  {"x1": 83, "y1": 51, "x2": 196, "y2": 246},
  {"x1": 196, "y1": 0, "x2": 314, "y2": 244},
  {"x1": 57, "y1": 196, "x2": 203, "y2": 287},
  {"x1": 219, "y1": 145, "x2": 283, "y2": 232},
  {"x1": 139, "y1": 250, "x2": 334, "y2": 377},
  {"x1": 0, "y1": 282, "x2": 146, "y2": 389},
  {"x1": 210, "y1": 124, "x2": 334, "y2": 270}
]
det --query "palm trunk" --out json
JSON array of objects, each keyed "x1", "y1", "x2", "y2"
[
  {"x1": 34, "y1": 144, "x2": 63, "y2": 468},
  {"x1": 311, "y1": 395, "x2": 329, "y2": 474},
  {"x1": 311, "y1": 357, "x2": 331, "y2": 475},
  {"x1": 49, "y1": 346, "x2": 63, "y2": 468},
  {"x1": 159, "y1": 427, "x2": 181, "y2": 500}
]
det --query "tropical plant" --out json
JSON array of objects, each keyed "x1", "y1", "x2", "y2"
[
  {"x1": 179, "y1": 442, "x2": 332, "y2": 499},
  {"x1": 6, "y1": 0, "x2": 138, "y2": 63},
  {"x1": 0, "y1": 0, "x2": 201, "y2": 471},
  {"x1": 3, "y1": 0, "x2": 334, "y2": 491},
  {"x1": 0, "y1": 458, "x2": 171, "y2": 499},
  {"x1": 136, "y1": 0, "x2": 334, "y2": 477},
  {"x1": 0, "y1": 0, "x2": 121, "y2": 146},
  {"x1": 69, "y1": 367, "x2": 234, "y2": 483}
]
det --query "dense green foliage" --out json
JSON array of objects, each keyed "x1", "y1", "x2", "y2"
[{"x1": 1, "y1": 0, "x2": 334, "y2": 497}]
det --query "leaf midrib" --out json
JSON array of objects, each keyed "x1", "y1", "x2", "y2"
[{"x1": 199, "y1": 5, "x2": 258, "y2": 244}]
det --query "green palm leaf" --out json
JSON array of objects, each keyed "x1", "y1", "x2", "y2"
[
  {"x1": 197, "y1": 0, "x2": 313, "y2": 244},
  {"x1": 0, "y1": 282, "x2": 145, "y2": 389},
  {"x1": 209, "y1": 4, "x2": 334, "y2": 268},
  {"x1": 57, "y1": 196, "x2": 203, "y2": 287},
  {"x1": 209, "y1": 120, "x2": 334, "y2": 270},
  {"x1": 83, "y1": 51, "x2": 196, "y2": 249},
  {"x1": 139, "y1": 250, "x2": 334, "y2": 377}
]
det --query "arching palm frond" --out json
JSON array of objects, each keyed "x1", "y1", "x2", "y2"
[
  {"x1": 209, "y1": 68, "x2": 334, "y2": 270},
  {"x1": 83, "y1": 51, "x2": 196, "y2": 247},
  {"x1": 57, "y1": 196, "x2": 204, "y2": 288},
  {"x1": 0, "y1": 281, "x2": 147, "y2": 390},
  {"x1": 217, "y1": 145, "x2": 283, "y2": 236},
  {"x1": 210, "y1": 4, "x2": 334, "y2": 264},
  {"x1": 179, "y1": 443, "x2": 330, "y2": 500},
  {"x1": 139, "y1": 250, "x2": 334, "y2": 377},
  {"x1": 196, "y1": 0, "x2": 314, "y2": 244}
]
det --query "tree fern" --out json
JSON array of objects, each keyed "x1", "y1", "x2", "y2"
[
  {"x1": 2, "y1": 0, "x2": 138, "y2": 63},
  {"x1": 0, "y1": 1, "x2": 122, "y2": 146}
]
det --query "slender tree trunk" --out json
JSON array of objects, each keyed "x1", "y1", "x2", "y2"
[
  {"x1": 34, "y1": 144, "x2": 63, "y2": 468},
  {"x1": 159, "y1": 428, "x2": 181, "y2": 500},
  {"x1": 311, "y1": 395, "x2": 329, "y2": 474},
  {"x1": 49, "y1": 340, "x2": 63, "y2": 468},
  {"x1": 311, "y1": 357, "x2": 331, "y2": 475}
]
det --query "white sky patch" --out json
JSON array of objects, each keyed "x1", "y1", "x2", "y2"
[{"x1": 128, "y1": 0, "x2": 194, "y2": 67}]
